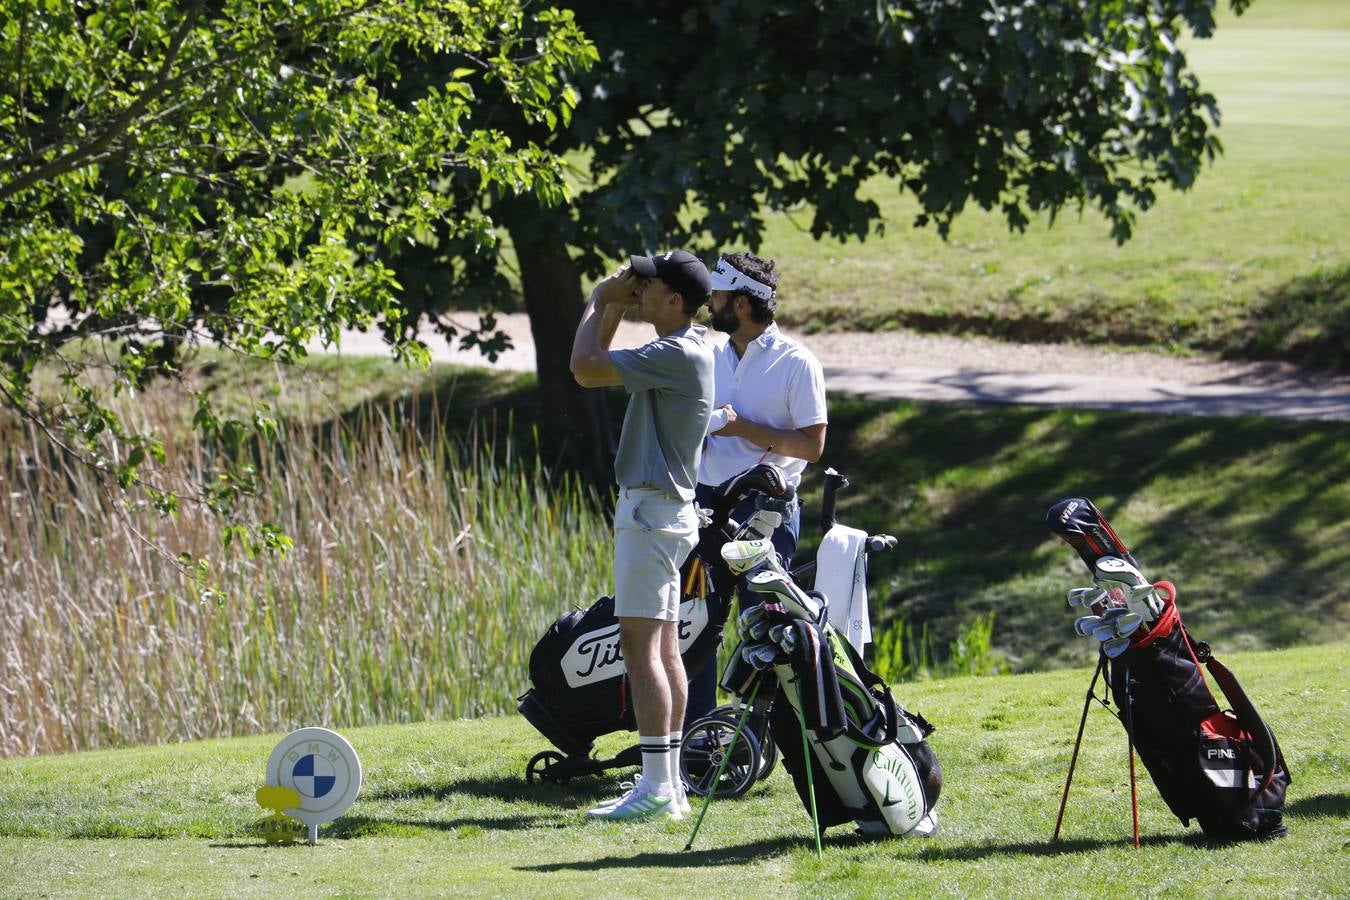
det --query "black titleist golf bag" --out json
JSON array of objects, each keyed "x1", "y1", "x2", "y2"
[
  {"x1": 518, "y1": 465, "x2": 790, "y2": 783},
  {"x1": 720, "y1": 606, "x2": 942, "y2": 837},
  {"x1": 1048, "y1": 497, "x2": 1290, "y2": 840}
]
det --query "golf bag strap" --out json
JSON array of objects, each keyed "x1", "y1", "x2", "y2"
[
  {"x1": 1162, "y1": 579, "x2": 1284, "y2": 801},
  {"x1": 838, "y1": 637, "x2": 900, "y2": 747},
  {"x1": 1201, "y1": 650, "x2": 1285, "y2": 799}
]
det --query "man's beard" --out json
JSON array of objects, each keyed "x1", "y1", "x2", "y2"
[{"x1": 709, "y1": 302, "x2": 739, "y2": 333}]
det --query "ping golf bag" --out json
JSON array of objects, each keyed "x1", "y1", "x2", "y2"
[
  {"x1": 719, "y1": 571, "x2": 941, "y2": 837},
  {"x1": 518, "y1": 465, "x2": 790, "y2": 780},
  {"x1": 1049, "y1": 497, "x2": 1290, "y2": 840}
]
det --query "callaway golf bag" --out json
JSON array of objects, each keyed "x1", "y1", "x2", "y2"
[
  {"x1": 517, "y1": 464, "x2": 792, "y2": 783},
  {"x1": 1048, "y1": 497, "x2": 1290, "y2": 840},
  {"x1": 717, "y1": 535, "x2": 942, "y2": 837}
]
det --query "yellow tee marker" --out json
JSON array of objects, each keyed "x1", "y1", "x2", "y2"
[{"x1": 256, "y1": 785, "x2": 304, "y2": 844}]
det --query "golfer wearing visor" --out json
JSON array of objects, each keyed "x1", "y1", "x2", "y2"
[{"x1": 686, "y1": 251, "x2": 828, "y2": 726}]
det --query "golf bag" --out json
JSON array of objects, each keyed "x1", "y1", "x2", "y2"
[
  {"x1": 1048, "y1": 497, "x2": 1291, "y2": 840},
  {"x1": 721, "y1": 615, "x2": 942, "y2": 837},
  {"x1": 518, "y1": 465, "x2": 789, "y2": 772},
  {"x1": 518, "y1": 537, "x2": 728, "y2": 758}
]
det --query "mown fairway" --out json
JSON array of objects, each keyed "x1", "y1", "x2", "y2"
[
  {"x1": 0, "y1": 643, "x2": 1343, "y2": 897},
  {"x1": 751, "y1": 0, "x2": 1350, "y2": 369}
]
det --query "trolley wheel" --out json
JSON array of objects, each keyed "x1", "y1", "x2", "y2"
[
  {"x1": 710, "y1": 704, "x2": 776, "y2": 781},
  {"x1": 526, "y1": 750, "x2": 568, "y2": 785},
  {"x1": 680, "y1": 717, "x2": 762, "y2": 799}
]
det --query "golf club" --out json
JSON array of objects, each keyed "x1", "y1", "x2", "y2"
[
  {"x1": 1091, "y1": 620, "x2": 1119, "y2": 642},
  {"x1": 1102, "y1": 635, "x2": 1131, "y2": 658},
  {"x1": 1095, "y1": 556, "x2": 1163, "y2": 621},
  {"x1": 1093, "y1": 610, "x2": 1144, "y2": 641},
  {"x1": 737, "y1": 605, "x2": 768, "y2": 641},
  {"x1": 1067, "y1": 586, "x2": 1106, "y2": 609},
  {"x1": 1112, "y1": 612, "x2": 1144, "y2": 638},
  {"x1": 746, "y1": 570, "x2": 824, "y2": 624},
  {"x1": 743, "y1": 509, "x2": 783, "y2": 540},
  {"x1": 1127, "y1": 582, "x2": 1166, "y2": 618}
]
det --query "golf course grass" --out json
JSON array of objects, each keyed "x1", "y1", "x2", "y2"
[{"x1": 0, "y1": 642, "x2": 1343, "y2": 897}]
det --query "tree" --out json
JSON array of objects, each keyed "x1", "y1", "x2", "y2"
[
  {"x1": 0, "y1": 0, "x2": 595, "y2": 552},
  {"x1": 377, "y1": 0, "x2": 1252, "y2": 445}
]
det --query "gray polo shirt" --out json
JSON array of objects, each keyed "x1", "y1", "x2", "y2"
[{"x1": 610, "y1": 324, "x2": 714, "y2": 501}]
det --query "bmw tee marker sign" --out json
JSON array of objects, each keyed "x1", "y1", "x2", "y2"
[{"x1": 265, "y1": 727, "x2": 362, "y2": 844}]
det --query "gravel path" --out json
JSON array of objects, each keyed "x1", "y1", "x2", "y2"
[{"x1": 319, "y1": 313, "x2": 1350, "y2": 421}]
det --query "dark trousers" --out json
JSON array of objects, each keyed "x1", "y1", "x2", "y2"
[{"x1": 684, "y1": 481, "x2": 800, "y2": 727}]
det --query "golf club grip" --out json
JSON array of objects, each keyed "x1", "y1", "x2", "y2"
[{"x1": 820, "y1": 468, "x2": 848, "y2": 535}]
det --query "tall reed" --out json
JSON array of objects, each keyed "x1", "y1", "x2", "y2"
[{"x1": 0, "y1": 398, "x2": 611, "y2": 757}]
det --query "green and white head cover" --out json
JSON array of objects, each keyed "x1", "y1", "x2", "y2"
[{"x1": 710, "y1": 256, "x2": 775, "y2": 299}]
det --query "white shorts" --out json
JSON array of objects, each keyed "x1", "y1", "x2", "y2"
[{"x1": 613, "y1": 487, "x2": 698, "y2": 622}]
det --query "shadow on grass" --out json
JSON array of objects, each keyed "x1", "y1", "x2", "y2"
[
  {"x1": 514, "y1": 830, "x2": 1216, "y2": 873},
  {"x1": 1223, "y1": 263, "x2": 1350, "y2": 374},
  {"x1": 325, "y1": 812, "x2": 560, "y2": 837},
  {"x1": 311, "y1": 364, "x2": 626, "y2": 484},
  {"x1": 912, "y1": 831, "x2": 1226, "y2": 862},
  {"x1": 517, "y1": 835, "x2": 806, "y2": 872},
  {"x1": 207, "y1": 810, "x2": 571, "y2": 847},
  {"x1": 364, "y1": 774, "x2": 611, "y2": 810},
  {"x1": 1285, "y1": 791, "x2": 1350, "y2": 820},
  {"x1": 279, "y1": 354, "x2": 1350, "y2": 674}
]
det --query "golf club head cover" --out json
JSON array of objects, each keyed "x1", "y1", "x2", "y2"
[
  {"x1": 710, "y1": 463, "x2": 793, "y2": 528},
  {"x1": 1046, "y1": 497, "x2": 1141, "y2": 574},
  {"x1": 718, "y1": 642, "x2": 766, "y2": 698},
  {"x1": 780, "y1": 621, "x2": 848, "y2": 738}
]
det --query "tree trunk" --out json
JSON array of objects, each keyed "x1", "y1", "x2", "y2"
[{"x1": 502, "y1": 203, "x2": 614, "y2": 478}]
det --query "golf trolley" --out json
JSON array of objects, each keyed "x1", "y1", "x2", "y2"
[
  {"x1": 518, "y1": 463, "x2": 794, "y2": 786},
  {"x1": 519, "y1": 465, "x2": 898, "y2": 798}
]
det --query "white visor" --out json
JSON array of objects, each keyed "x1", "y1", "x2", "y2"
[{"x1": 709, "y1": 258, "x2": 774, "y2": 299}]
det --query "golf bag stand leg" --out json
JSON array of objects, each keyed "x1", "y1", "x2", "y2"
[
  {"x1": 1053, "y1": 653, "x2": 1107, "y2": 841},
  {"x1": 1123, "y1": 660, "x2": 1140, "y2": 849},
  {"x1": 684, "y1": 678, "x2": 762, "y2": 852},
  {"x1": 795, "y1": 699, "x2": 823, "y2": 859}
]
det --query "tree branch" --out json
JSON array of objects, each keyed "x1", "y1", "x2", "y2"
[
  {"x1": 0, "y1": 0, "x2": 203, "y2": 204},
  {"x1": 14, "y1": 0, "x2": 33, "y2": 154},
  {"x1": 1, "y1": 0, "x2": 405, "y2": 203}
]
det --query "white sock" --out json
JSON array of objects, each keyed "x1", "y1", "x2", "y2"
[
  {"x1": 639, "y1": 735, "x2": 673, "y2": 795},
  {"x1": 669, "y1": 731, "x2": 683, "y2": 792}
]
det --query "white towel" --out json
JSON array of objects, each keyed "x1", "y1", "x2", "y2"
[{"x1": 815, "y1": 523, "x2": 871, "y2": 654}]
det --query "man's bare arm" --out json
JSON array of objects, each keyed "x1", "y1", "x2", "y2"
[
  {"x1": 714, "y1": 410, "x2": 826, "y2": 463},
  {"x1": 571, "y1": 271, "x2": 635, "y2": 388}
]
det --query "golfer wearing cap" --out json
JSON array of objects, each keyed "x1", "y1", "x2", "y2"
[
  {"x1": 570, "y1": 250, "x2": 714, "y2": 821},
  {"x1": 685, "y1": 251, "x2": 828, "y2": 726}
]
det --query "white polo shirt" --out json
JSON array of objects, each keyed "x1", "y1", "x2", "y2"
[{"x1": 698, "y1": 323, "x2": 827, "y2": 490}]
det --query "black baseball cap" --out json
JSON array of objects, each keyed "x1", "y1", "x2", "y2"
[{"x1": 630, "y1": 250, "x2": 712, "y2": 304}]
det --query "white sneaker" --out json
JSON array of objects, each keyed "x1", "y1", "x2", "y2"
[
  {"x1": 592, "y1": 777, "x2": 691, "y2": 815},
  {"x1": 673, "y1": 782, "x2": 692, "y2": 817},
  {"x1": 586, "y1": 782, "x2": 679, "y2": 821},
  {"x1": 594, "y1": 777, "x2": 691, "y2": 814},
  {"x1": 592, "y1": 777, "x2": 643, "y2": 810}
]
